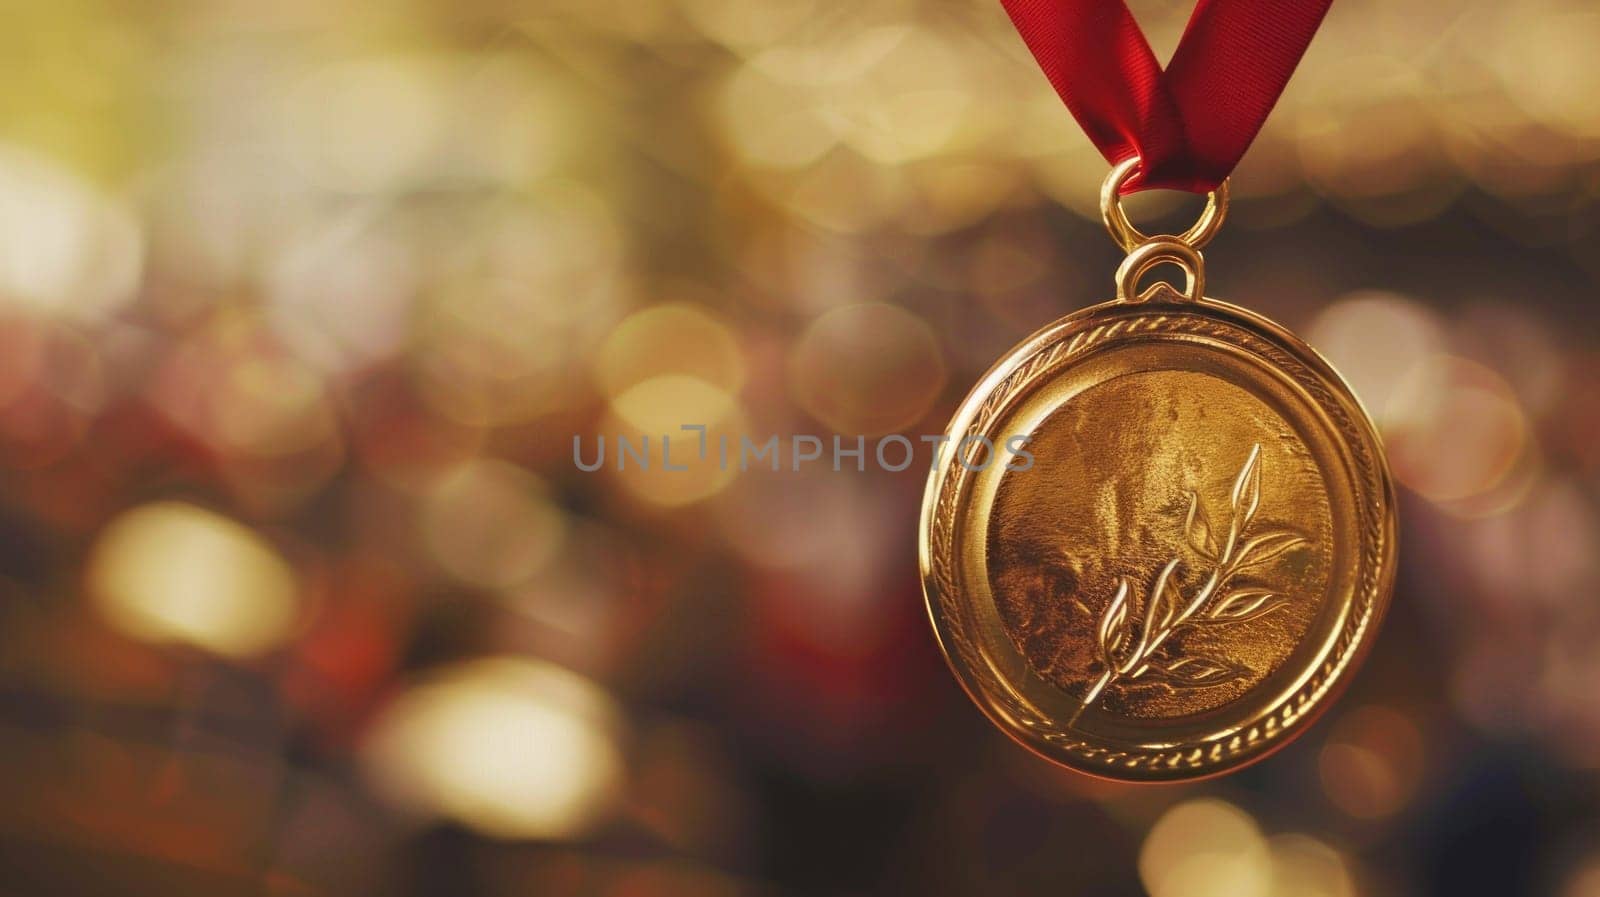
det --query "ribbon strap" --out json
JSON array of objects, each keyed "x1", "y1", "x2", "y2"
[{"x1": 1001, "y1": 0, "x2": 1332, "y2": 193}]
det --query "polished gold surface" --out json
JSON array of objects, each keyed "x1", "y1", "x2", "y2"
[
  {"x1": 1115, "y1": 238, "x2": 1206, "y2": 302},
  {"x1": 919, "y1": 166, "x2": 1397, "y2": 781}
]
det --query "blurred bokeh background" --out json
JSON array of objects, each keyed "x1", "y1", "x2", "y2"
[{"x1": 0, "y1": 0, "x2": 1598, "y2": 894}]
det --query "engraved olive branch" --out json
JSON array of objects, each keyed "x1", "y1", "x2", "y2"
[{"x1": 1079, "y1": 444, "x2": 1308, "y2": 711}]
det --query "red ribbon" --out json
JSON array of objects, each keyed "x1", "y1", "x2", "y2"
[{"x1": 1001, "y1": 0, "x2": 1332, "y2": 193}]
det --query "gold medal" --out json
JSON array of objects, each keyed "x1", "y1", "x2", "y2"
[{"x1": 920, "y1": 159, "x2": 1397, "y2": 781}]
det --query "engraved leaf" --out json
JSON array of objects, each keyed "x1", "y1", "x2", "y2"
[
  {"x1": 1148, "y1": 655, "x2": 1246, "y2": 687},
  {"x1": 1230, "y1": 443, "x2": 1263, "y2": 530},
  {"x1": 1135, "y1": 558, "x2": 1185, "y2": 660},
  {"x1": 1076, "y1": 439, "x2": 1313, "y2": 707},
  {"x1": 1207, "y1": 588, "x2": 1289, "y2": 623},
  {"x1": 1184, "y1": 492, "x2": 1217, "y2": 560},
  {"x1": 1097, "y1": 579, "x2": 1132, "y2": 669},
  {"x1": 1233, "y1": 528, "x2": 1308, "y2": 569}
]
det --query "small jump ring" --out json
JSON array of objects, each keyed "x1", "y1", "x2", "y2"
[
  {"x1": 1115, "y1": 239, "x2": 1206, "y2": 303},
  {"x1": 1100, "y1": 157, "x2": 1229, "y2": 253}
]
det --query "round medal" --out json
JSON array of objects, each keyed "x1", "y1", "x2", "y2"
[{"x1": 920, "y1": 162, "x2": 1397, "y2": 781}]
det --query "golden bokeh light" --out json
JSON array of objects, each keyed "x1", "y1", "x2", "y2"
[
  {"x1": 788, "y1": 302, "x2": 945, "y2": 435},
  {"x1": 717, "y1": 63, "x2": 839, "y2": 170},
  {"x1": 1318, "y1": 705, "x2": 1425, "y2": 820},
  {"x1": 147, "y1": 311, "x2": 345, "y2": 492},
  {"x1": 439, "y1": 55, "x2": 578, "y2": 186},
  {"x1": 712, "y1": 469, "x2": 899, "y2": 617},
  {"x1": 603, "y1": 374, "x2": 747, "y2": 507},
  {"x1": 0, "y1": 321, "x2": 106, "y2": 469},
  {"x1": 748, "y1": 24, "x2": 909, "y2": 88},
  {"x1": 87, "y1": 502, "x2": 299, "y2": 658},
  {"x1": 213, "y1": 355, "x2": 342, "y2": 459},
  {"x1": 1452, "y1": 302, "x2": 1566, "y2": 418},
  {"x1": 1563, "y1": 855, "x2": 1600, "y2": 897},
  {"x1": 679, "y1": 0, "x2": 823, "y2": 52},
  {"x1": 900, "y1": 160, "x2": 1022, "y2": 236},
  {"x1": 1384, "y1": 355, "x2": 1532, "y2": 508},
  {"x1": 1307, "y1": 291, "x2": 1444, "y2": 429},
  {"x1": 422, "y1": 460, "x2": 567, "y2": 589},
  {"x1": 264, "y1": 211, "x2": 417, "y2": 374},
  {"x1": 1140, "y1": 799, "x2": 1270, "y2": 897},
  {"x1": 1294, "y1": 56, "x2": 1460, "y2": 225},
  {"x1": 415, "y1": 185, "x2": 627, "y2": 427},
  {"x1": 1032, "y1": 143, "x2": 1130, "y2": 221},
  {"x1": 362, "y1": 657, "x2": 624, "y2": 841},
  {"x1": 595, "y1": 303, "x2": 745, "y2": 400},
  {"x1": 0, "y1": 144, "x2": 143, "y2": 321},
  {"x1": 1462, "y1": 480, "x2": 1600, "y2": 609},
  {"x1": 774, "y1": 151, "x2": 911, "y2": 233},
  {"x1": 277, "y1": 57, "x2": 449, "y2": 194},
  {"x1": 1490, "y1": 10, "x2": 1600, "y2": 141},
  {"x1": 1267, "y1": 834, "x2": 1357, "y2": 897},
  {"x1": 827, "y1": 27, "x2": 982, "y2": 167}
]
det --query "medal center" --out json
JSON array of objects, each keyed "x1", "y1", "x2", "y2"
[{"x1": 985, "y1": 367, "x2": 1335, "y2": 720}]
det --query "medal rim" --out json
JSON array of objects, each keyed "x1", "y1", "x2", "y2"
[{"x1": 919, "y1": 285, "x2": 1399, "y2": 782}]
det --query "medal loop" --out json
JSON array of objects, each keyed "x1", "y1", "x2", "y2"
[
  {"x1": 1115, "y1": 239, "x2": 1205, "y2": 303},
  {"x1": 1101, "y1": 157, "x2": 1229, "y2": 253}
]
